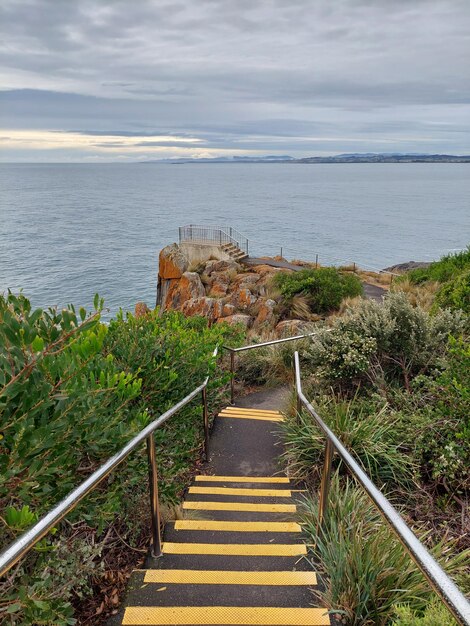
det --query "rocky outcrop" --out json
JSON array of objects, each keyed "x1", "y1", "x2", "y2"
[
  {"x1": 159, "y1": 243, "x2": 189, "y2": 279},
  {"x1": 275, "y1": 319, "x2": 312, "y2": 337},
  {"x1": 156, "y1": 243, "x2": 298, "y2": 331}
]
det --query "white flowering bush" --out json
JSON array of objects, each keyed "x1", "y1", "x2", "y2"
[{"x1": 306, "y1": 293, "x2": 465, "y2": 390}]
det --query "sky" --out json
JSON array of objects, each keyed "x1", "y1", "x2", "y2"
[{"x1": 1, "y1": 0, "x2": 469, "y2": 162}]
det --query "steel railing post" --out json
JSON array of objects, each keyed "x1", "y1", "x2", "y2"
[
  {"x1": 146, "y1": 433, "x2": 162, "y2": 558},
  {"x1": 318, "y1": 439, "x2": 334, "y2": 528},
  {"x1": 230, "y1": 351, "x2": 235, "y2": 404},
  {"x1": 202, "y1": 386, "x2": 209, "y2": 461}
]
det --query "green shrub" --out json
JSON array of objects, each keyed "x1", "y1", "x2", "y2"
[
  {"x1": 417, "y1": 336, "x2": 470, "y2": 494},
  {"x1": 306, "y1": 292, "x2": 465, "y2": 391},
  {"x1": 282, "y1": 397, "x2": 414, "y2": 488},
  {"x1": 434, "y1": 268, "x2": 470, "y2": 313},
  {"x1": 273, "y1": 268, "x2": 363, "y2": 316},
  {"x1": 392, "y1": 600, "x2": 457, "y2": 625},
  {"x1": 405, "y1": 246, "x2": 470, "y2": 285},
  {"x1": 300, "y1": 476, "x2": 469, "y2": 626},
  {"x1": 0, "y1": 292, "x2": 242, "y2": 625}
]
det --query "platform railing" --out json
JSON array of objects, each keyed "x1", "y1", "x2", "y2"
[
  {"x1": 179, "y1": 224, "x2": 249, "y2": 256},
  {"x1": 0, "y1": 348, "x2": 218, "y2": 577},
  {"x1": 293, "y1": 350, "x2": 470, "y2": 625}
]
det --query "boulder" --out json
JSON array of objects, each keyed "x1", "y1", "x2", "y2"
[
  {"x1": 231, "y1": 287, "x2": 257, "y2": 311},
  {"x1": 222, "y1": 303, "x2": 236, "y2": 316},
  {"x1": 204, "y1": 259, "x2": 241, "y2": 275},
  {"x1": 159, "y1": 243, "x2": 189, "y2": 279},
  {"x1": 252, "y1": 264, "x2": 292, "y2": 275},
  {"x1": 135, "y1": 302, "x2": 151, "y2": 318},
  {"x1": 181, "y1": 297, "x2": 221, "y2": 321},
  {"x1": 216, "y1": 314, "x2": 253, "y2": 329},
  {"x1": 254, "y1": 298, "x2": 276, "y2": 327},
  {"x1": 164, "y1": 271, "x2": 205, "y2": 310},
  {"x1": 207, "y1": 270, "x2": 231, "y2": 297}
]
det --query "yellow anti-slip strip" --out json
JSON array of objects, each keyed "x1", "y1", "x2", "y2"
[
  {"x1": 144, "y1": 569, "x2": 317, "y2": 585},
  {"x1": 188, "y1": 487, "x2": 292, "y2": 497},
  {"x1": 122, "y1": 606, "x2": 330, "y2": 625},
  {"x1": 162, "y1": 543, "x2": 307, "y2": 556},
  {"x1": 222, "y1": 406, "x2": 281, "y2": 415},
  {"x1": 218, "y1": 413, "x2": 284, "y2": 422},
  {"x1": 174, "y1": 520, "x2": 301, "y2": 532},
  {"x1": 194, "y1": 475, "x2": 290, "y2": 483},
  {"x1": 183, "y1": 501, "x2": 296, "y2": 512}
]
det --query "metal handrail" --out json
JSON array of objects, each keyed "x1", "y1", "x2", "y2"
[
  {"x1": 223, "y1": 332, "x2": 321, "y2": 403},
  {"x1": 179, "y1": 224, "x2": 249, "y2": 255},
  {"x1": 293, "y1": 351, "x2": 470, "y2": 625},
  {"x1": 0, "y1": 347, "x2": 218, "y2": 578}
]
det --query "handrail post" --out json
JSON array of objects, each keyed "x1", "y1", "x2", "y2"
[
  {"x1": 146, "y1": 433, "x2": 162, "y2": 558},
  {"x1": 202, "y1": 386, "x2": 209, "y2": 461},
  {"x1": 230, "y1": 351, "x2": 235, "y2": 404},
  {"x1": 318, "y1": 439, "x2": 334, "y2": 528}
]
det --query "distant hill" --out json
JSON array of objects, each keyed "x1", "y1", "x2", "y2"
[{"x1": 141, "y1": 153, "x2": 470, "y2": 164}]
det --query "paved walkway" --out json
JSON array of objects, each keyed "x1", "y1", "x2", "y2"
[
  {"x1": 116, "y1": 394, "x2": 330, "y2": 625},
  {"x1": 244, "y1": 257, "x2": 386, "y2": 303}
]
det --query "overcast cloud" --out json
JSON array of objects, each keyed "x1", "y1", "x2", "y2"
[{"x1": 1, "y1": 0, "x2": 469, "y2": 161}]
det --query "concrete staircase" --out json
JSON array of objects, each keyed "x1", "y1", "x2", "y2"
[
  {"x1": 221, "y1": 243, "x2": 248, "y2": 262},
  {"x1": 118, "y1": 406, "x2": 330, "y2": 625}
]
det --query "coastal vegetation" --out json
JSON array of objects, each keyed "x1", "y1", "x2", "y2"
[
  {"x1": 0, "y1": 293, "x2": 241, "y2": 625},
  {"x1": 236, "y1": 248, "x2": 470, "y2": 625}
]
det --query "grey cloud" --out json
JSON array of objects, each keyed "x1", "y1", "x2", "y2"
[{"x1": 1, "y1": 0, "x2": 469, "y2": 159}]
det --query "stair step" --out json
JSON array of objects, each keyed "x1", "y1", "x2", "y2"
[
  {"x1": 173, "y1": 520, "x2": 301, "y2": 532},
  {"x1": 143, "y1": 569, "x2": 317, "y2": 585},
  {"x1": 188, "y1": 487, "x2": 292, "y2": 498},
  {"x1": 161, "y1": 542, "x2": 307, "y2": 556},
  {"x1": 183, "y1": 501, "x2": 296, "y2": 513},
  {"x1": 194, "y1": 475, "x2": 290, "y2": 484},
  {"x1": 122, "y1": 606, "x2": 330, "y2": 625},
  {"x1": 218, "y1": 412, "x2": 284, "y2": 422}
]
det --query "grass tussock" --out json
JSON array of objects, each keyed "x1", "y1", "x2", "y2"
[
  {"x1": 391, "y1": 278, "x2": 440, "y2": 310},
  {"x1": 300, "y1": 476, "x2": 468, "y2": 626}
]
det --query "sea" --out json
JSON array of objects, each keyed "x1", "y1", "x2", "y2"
[{"x1": 0, "y1": 163, "x2": 469, "y2": 317}]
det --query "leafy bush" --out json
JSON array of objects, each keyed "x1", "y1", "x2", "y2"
[
  {"x1": 417, "y1": 337, "x2": 470, "y2": 494},
  {"x1": 392, "y1": 600, "x2": 457, "y2": 625},
  {"x1": 434, "y1": 268, "x2": 470, "y2": 313},
  {"x1": 404, "y1": 246, "x2": 470, "y2": 285},
  {"x1": 0, "y1": 292, "x2": 241, "y2": 625},
  {"x1": 273, "y1": 268, "x2": 363, "y2": 316},
  {"x1": 306, "y1": 292, "x2": 465, "y2": 391},
  {"x1": 300, "y1": 476, "x2": 469, "y2": 626},
  {"x1": 282, "y1": 397, "x2": 414, "y2": 488}
]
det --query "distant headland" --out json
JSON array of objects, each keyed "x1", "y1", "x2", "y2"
[{"x1": 141, "y1": 153, "x2": 470, "y2": 164}]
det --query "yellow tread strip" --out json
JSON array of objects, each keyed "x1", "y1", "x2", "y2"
[
  {"x1": 222, "y1": 406, "x2": 280, "y2": 415},
  {"x1": 218, "y1": 413, "x2": 284, "y2": 422},
  {"x1": 122, "y1": 606, "x2": 330, "y2": 625},
  {"x1": 220, "y1": 406, "x2": 282, "y2": 417},
  {"x1": 194, "y1": 475, "x2": 290, "y2": 483},
  {"x1": 183, "y1": 501, "x2": 296, "y2": 512},
  {"x1": 174, "y1": 520, "x2": 301, "y2": 532},
  {"x1": 162, "y1": 543, "x2": 307, "y2": 556},
  {"x1": 188, "y1": 487, "x2": 291, "y2": 497},
  {"x1": 143, "y1": 569, "x2": 317, "y2": 585}
]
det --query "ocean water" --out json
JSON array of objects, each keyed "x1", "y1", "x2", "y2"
[{"x1": 0, "y1": 163, "x2": 469, "y2": 316}]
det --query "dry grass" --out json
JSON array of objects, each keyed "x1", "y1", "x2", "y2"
[{"x1": 391, "y1": 278, "x2": 439, "y2": 310}]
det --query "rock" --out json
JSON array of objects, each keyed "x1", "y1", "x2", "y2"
[
  {"x1": 222, "y1": 303, "x2": 236, "y2": 316},
  {"x1": 181, "y1": 297, "x2": 221, "y2": 321},
  {"x1": 382, "y1": 261, "x2": 430, "y2": 273},
  {"x1": 231, "y1": 287, "x2": 257, "y2": 311},
  {"x1": 252, "y1": 264, "x2": 293, "y2": 275},
  {"x1": 254, "y1": 298, "x2": 277, "y2": 327},
  {"x1": 216, "y1": 314, "x2": 253, "y2": 328},
  {"x1": 204, "y1": 259, "x2": 241, "y2": 275},
  {"x1": 207, "y1": 270, "x2": 231, "y2": 297},
  {"x1": 159, "y1": 243, "x2": 189, "y2": 279},
  {"x1": 275, "y1": 319, "x2": 312, "y2": 337},
  {"x1": 135, "y1": 302, "x2": 151, "y2": 318},
  {"x1": 164, "y1": 271, "x2": 205, "y2": 310}
]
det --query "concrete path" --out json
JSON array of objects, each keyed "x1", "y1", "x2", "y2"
[
  {"x1": 245, "y1": 257, "x2": 386, "y2": 303},
  {"x1": 115, "y1": 395, "x2": 331, "y2": 625}
]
